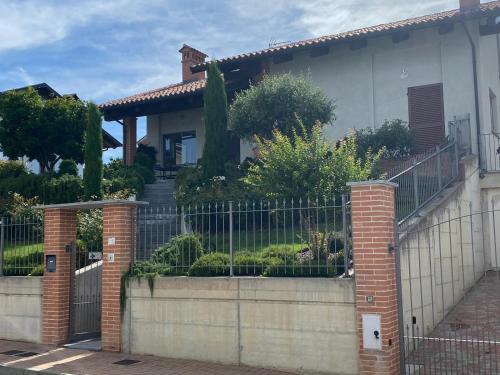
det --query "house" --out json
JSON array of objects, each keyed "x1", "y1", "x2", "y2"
[
  {"x1": 0, "y1": 83, "x2": 121, "y2": 173},
  {"x1": 101, "y1": 0, "x2": 500, "y2": 169}
]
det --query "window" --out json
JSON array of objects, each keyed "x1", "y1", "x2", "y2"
[
  {"x1": 490, "y1": 89, "x2": 499, "y2": 134},
  {"x1": 163, "y1": 131, "x2": 197, "y2": 166}
]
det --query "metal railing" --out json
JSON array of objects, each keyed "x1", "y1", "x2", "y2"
[
  {"x1": 480, "y1": 133, "x2": 500, "y2": 172},
  {"x1": 388, "y1": 114, "x2": 472, "y2": 225},
  {"x1": 389, "y1": 141, "x2": 459, "y2": 224},
  {"x1": 135, "y1": 196, "x2": 351, "y2": 278},
  {"x1": 0, "y1": 216, "x2": 44, "y2": 276}
]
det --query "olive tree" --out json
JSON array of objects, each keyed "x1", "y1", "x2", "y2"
[{"x1": 229, "y1": 73, "x2": 334, "y2": 140}]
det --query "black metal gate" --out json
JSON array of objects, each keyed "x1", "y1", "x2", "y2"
[
  {"x1": 69, "y1": 241, "x2": 102, "y2": 342},
  {"x1": 397, "y1": 204, "x2": 500, "y2": 374}
]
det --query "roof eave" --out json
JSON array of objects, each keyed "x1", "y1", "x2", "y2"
[{"x1": 190, "y1": 8, "x2": 496, "y2": 74}]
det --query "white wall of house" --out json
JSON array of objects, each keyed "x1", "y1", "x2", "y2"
[
  {"x1": 268, "y1": 22, "x2": 480, "y2": 150},
  {"x1": 145, "y1": 19, "x2": 500, "y2": 166}
]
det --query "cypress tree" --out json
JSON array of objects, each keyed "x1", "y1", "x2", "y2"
[
  {"x1": 83, "y1": 102, "x2": 103, "y2": 200},
  {"x1": 201, "y1": 62, "x2": 228, "y2": 180}
]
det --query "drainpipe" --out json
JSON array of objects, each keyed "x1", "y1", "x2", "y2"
[{"x1": 461, "y1": 19, "x2": 483, "y2": 169}]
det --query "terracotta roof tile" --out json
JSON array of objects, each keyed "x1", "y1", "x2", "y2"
[
  {"x1": 101, "y1": 1, "x2": 500, "y2": 111},
  {"x1": 100, "y1": 79, "x2": 206, "y2": 109},
  {"x1": 191, "y1": 1, "x2": 500, "y2": 71}
]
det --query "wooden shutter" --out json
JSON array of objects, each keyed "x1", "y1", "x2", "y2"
[{"x1": 408, "y1": 83, "x2": 445, "y2": 153}]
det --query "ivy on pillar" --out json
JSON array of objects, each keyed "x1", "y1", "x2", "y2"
[{"x1": 348, "y1": 180, "x2": 401, "y2": 375}]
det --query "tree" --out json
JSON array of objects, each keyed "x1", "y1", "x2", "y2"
[
  {"x1": 0, "y1": 88, "x2": 87, "y2": 173},
  {"x1": 83, "y1": 103, "x2": 103, "y2": 200},
  {"x1": 244, "y1": 121, "x2": 380, "y2": 201},
  {"x1": 201, "y1": 62, "x2": 229, "y2": 180},
  {"x1": 229, "y1": 73, "x2": 334, "y2": 140},
  {"x1": 354, "y1": 119, "x2": 415, "y2": 159}
]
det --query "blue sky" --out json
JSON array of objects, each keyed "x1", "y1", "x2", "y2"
[{"x1": 0, "y1": 0, "x2": 458, "y2": 162}]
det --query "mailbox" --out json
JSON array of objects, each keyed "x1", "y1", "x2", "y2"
[{"x1": 46, "y1": 255, "x2": 56, "y2": 273}]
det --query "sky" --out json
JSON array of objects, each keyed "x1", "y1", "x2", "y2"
[{"x1": 0, "y1": 0, "x2": 461, "y2": 162}]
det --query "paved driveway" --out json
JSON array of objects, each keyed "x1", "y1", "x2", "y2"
[{"x1": 0, "y1": 340, "x2": 292, "y2": 375}]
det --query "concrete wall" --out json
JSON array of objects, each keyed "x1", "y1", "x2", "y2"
[
  {"x1": 122, "y1": 277, "x2": 358, "y2": 375},
  {"x1": 0, "y1": 277, "x2": 42, "y2": 343},
  {"x1": 399, "y1": 156, "x2": 487, "y2": 339}
]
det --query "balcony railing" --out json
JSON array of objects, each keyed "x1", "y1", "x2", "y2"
[{"x1": 480, "y1": 133, "x2": 500, "y2": 172}]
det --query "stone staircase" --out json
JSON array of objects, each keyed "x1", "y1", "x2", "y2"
[
  {"x1": 140, "y1": 180, "x2": 177, "y2": 208},
  {"x1": 137, "y1": 181, "x2": 179, "y2": 258}
]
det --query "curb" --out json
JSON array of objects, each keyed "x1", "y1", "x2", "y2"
[{"x1": 0, "y1": 365, "x2": 66, "y2": 375}]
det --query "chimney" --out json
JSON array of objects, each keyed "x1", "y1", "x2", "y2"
[
  {"x1": 459, "y1": 0, "x2": 480, "y2": 12},
  {"x1": 179, "y1": 44, "x2": 208, "y2": 82}
]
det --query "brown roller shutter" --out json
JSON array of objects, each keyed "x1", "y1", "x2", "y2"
[{"x1": 408, "y1": 83, "x2": 445, "y2": 153}]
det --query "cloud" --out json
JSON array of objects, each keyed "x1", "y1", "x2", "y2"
[{"x1": 0, "y1": 0, "x2": 168, "y2": 53}]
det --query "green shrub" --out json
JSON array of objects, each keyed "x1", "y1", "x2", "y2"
[
  {"x1": 29, "y1": 264, "x2": 44, "y2": 276},
  {"x1": 130, "y1": 261, "x2": 172, "y2": 277},
  {"x1": 0, "y1": 160, "x2": 27, "y2": 179},
  {"x1": 263, "y1": 260, "x2": 337, "y2": 277},
  {"x1": 152, "y1": 234, "x2": 204, "y2": 273},
  {"x1": 233, "y1": 251, "x2": 281, "y2": 276},
  {"x1": 43, "y1": 174, "x2": 83, "y2": 203},
  {"x1": 355, "y1": 119, "x2": 415, "y2": 159},
  {"x1": 133, "y1": 164, "x2": 155, "y2": 184},
  {"x1": 103, "y1": 160, "x2": 145, "y2": 196},
  {"x1": 188, "y1": 253, "x2": 230, "y2": 276},
  {"x1": 58, "y1": 159, "x2": 78, "y2": 176},
  {"x1": 134, "y1": 152, "x2": 155, "y2": 169},
  {"x1": 260, "y1": 245, "x2": 300, "y2": 261},
  {"x1": 136, "y1": 145, "x2": 157, "y2": 163},
  {"x1": 0, "y1": 174, "x2": 82, "y2": 204},
  {"x1": 77, "y1": 209, "x2": 103, "y2": 251}
]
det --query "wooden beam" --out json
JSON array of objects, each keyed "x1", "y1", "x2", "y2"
[
  {"x1": 349, "y1": 39, "x2": 367, "y2": 51},
  {"x1": 392, "y1": 30, "x2": 410, "y2": 43},
  {"x1": 438, "y1": 23, "x2": 454, "y2": 35},
  {"x1": 310, "y1": 46, "x2": 330, "y2": 58},
  {"x1": 272, "y1": 53, "x2": 293, "y2": 64}
]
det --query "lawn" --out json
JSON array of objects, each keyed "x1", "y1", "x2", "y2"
[{"x1": 2, "y1": 242, "x2": 44, "y2": 276}]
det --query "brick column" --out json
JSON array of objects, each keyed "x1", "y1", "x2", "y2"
[
  {"x1": 123, "y1": 117, "x2": 137, "y2": 166},
  {"x1": 348, "y1": 181, "x2": 401, "y2": 375},
  {"x1": 102, "y1": 204, "x2": 135, "y2": 352},
  {"x1": 42, "y1": 208, "x2": 77, "y2": 345}
]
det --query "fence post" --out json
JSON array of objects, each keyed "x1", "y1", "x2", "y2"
[
  {"x1": 0, "y1": 218, "x2": 4, "y2": 276},
  {"x1": 454, "y1": 140, "x2": 459, "y2": 177},
  {"x1": 436, "y1": 145, "x2": 442, "y2": 191},
  {"x1": 341, "y1": 195, "x2": 349, "y2": 277},
  {"x1": 229, "y1": 201, "x2": 234, "y2": 277},
  {"x1": 412, "y1": 157, "x2": 420, "y2": 212},
  {"x1": 348, "y1": 180, "x2": 401, "y2": 375}
]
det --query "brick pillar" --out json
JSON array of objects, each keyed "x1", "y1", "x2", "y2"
[
  {"x1": 101, "y1": 204, "x2": 135, "y2": 352},
  {"x1": 42, "y1": 208, "x2": 77, "y2": 345},
  {"x1": 123, "y1": 117, "x2": 137, "y2": 166},
  {"x1": 348, "y1": 181, "x2": 401, "y2": 375}
]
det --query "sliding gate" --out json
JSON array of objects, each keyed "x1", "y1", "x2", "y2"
[{"x1": 397, "y1": 205, "x2": 500, "y2": 374}]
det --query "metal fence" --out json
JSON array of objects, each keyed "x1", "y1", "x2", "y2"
[
  {"x1": 389, "y1": 141, "x2": 459, "y2": 224},
  {"x1": 397, "y1": 203, "x2": 498, "y2": 374},
  {"x1": 136, "y1": 196, "x2": 351, "y2": 277},
  {"x1": 0, "y1": 216, "x2": 44, "y2": 276},
  {"x1": 386, "y1": 114, "x2": 472, "y2": 225}
]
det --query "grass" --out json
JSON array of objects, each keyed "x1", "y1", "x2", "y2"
[{"x1": 2, "y1": 242, "x2": 44, "y2": 276}]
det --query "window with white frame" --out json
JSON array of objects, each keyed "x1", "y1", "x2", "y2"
[{"x1": 491, "y1": 89, "x2": 499, "y2": 134}]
